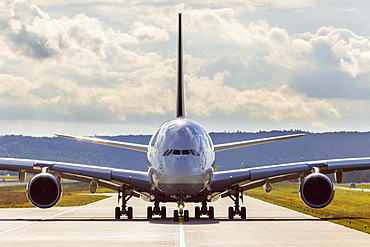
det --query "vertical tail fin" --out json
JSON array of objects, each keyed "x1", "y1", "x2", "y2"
[{"x1": 176, "y1": 13, "x2": 185, "y2": 118}]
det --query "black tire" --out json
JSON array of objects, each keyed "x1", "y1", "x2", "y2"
[
  {"x1": 115, "y1": 207, "x2": 121, "y2": 220},
  {"x1": 195, "y1": 206, "x2": 201, "y2": 218},
  {"x1": 228, "y1": 207, "x2": 234, "y2": 220},
  {"x1": 174, "y1": 210, "x2": 179, "y2": 222},
  {"x1": 184, "y1": 210, "x2": 189, "y2": 222},
  {"x1": 161, "y1": 206, "x2": 166, "y2": 219},
  {"x1": 127, "y1": 207, "x2": 133, "y2": 220},
  {"x1": 147, "y1": 206, "x2": 153, "y2": 220},
  {"x1": 208, "y1": 206, "x2": 214, "y2": 219},
  {"x1": 240, "y1": 206, "x2": 246, "y2": 219}
]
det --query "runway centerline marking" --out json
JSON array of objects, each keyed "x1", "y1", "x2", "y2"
[{"x1": 179, "y1": 218, "x2": 185, "y2": 247}]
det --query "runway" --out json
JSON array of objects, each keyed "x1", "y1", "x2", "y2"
[{"x1": 0, "y1": 195, "x2": 369, "y2": 246}]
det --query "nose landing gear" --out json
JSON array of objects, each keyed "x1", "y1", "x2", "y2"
[{"x1": 174, "y1": 195, "x2": 189, "y2": 222}]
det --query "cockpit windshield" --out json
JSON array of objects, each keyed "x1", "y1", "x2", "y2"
[{"x1": 163, "y1": 149, "x2": 200, "y2": 156}]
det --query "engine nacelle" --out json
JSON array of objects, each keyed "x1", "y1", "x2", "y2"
[
  {"x1": 26, "y1": 173, "x2": 62, "y2": 208},
  {"x1": 299, "y1": 173, "x2": 334, "y2": 208}
]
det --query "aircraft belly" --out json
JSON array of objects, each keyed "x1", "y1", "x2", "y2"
[{"x1": 157, "y1": 174, "x2": 207, "y2": 196}]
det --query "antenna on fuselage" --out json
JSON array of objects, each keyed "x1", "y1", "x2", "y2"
[{"x1": 176, "y1": 13, "x2": 185, "y2": 118}]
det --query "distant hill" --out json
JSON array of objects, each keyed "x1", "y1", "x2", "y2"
[{"x1": 1, "y1": 131, "x2": 370, "y2": 182}]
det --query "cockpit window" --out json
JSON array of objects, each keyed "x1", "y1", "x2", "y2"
[
  {"x1": 163, "y1": 149, "x2": 200, "y2": 156},
  {"x1": 163, "y1": 149, "x2": 173, "y2": 156},
  {"x1": 190, "y1": 149, "x2": 200, "y2": 156}
]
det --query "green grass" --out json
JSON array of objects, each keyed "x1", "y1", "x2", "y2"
[
  {"x1": 245, "y1": 182, "x2": 370, "y2": 234},
  {"x1": 0, "y1": 175, "x2": 17, "y2": 181},
  {"x1": 0, "y1": 182, "x2": 114, "y2": 208},
  {"x1": 338, "y1": 183, "x2": 370, "y2": 190}
]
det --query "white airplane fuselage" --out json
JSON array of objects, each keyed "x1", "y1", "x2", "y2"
[{"x1": 147, "y1": 118, "x2": 215, "y2": 198}]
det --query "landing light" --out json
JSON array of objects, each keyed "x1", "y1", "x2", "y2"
[{"x1": 178, "y1": 203, "x2": 184, "y2": 209}]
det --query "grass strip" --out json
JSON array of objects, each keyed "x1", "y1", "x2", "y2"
[
  {"x1": 245, "y1": 182, "x2": 370, "y2": 234},
  {"x1": 0, "y1": 182, "x2": 114, "y2": 208}
]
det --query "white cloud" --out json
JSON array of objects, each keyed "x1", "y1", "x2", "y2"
[
  {"x1": 129, "y1": 22, "x2": 169, "y2": 43},
  {"x1": 0, "y1": 0, "x2": 370, "y2": 135}
]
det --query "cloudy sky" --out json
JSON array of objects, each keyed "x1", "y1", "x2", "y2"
[{"x1": 1, "y1": 0, "x2": 370, "y2": 137}]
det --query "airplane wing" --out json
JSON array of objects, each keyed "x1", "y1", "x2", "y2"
[
  {"x1": 55, "y1": 134, "x2": 148, "y2": 152},
  {"x1": 211, "y1": 157, "x2": 370, "y2": 193},
  {"x1": 213, "y1": 133, "x2": 305, "y2": 152},
  {"x1": 0, "y1": 157, "x2": 150, "y2": 193}
]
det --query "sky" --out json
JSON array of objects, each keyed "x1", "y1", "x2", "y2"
[{"x1": 1, "y1": 0, "x2": 370, "y2": 137}]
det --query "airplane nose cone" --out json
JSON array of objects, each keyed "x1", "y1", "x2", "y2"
[{"x1": 172, "y1": 158, "x2": 193, "y2": 175}]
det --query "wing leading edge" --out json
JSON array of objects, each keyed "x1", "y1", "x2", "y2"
[
  {"x1": 211, "y1": 157, "x2": 370, "y2": 193},
  {"x1": 55, "y1": 134, "x2": 148, "y2": 152},
  {"x1": 0, "y1": 157, "x2": 150, "y2": 192},
  {"x1": 213, "y1": 133, "x2": 305, "y2": 152}
]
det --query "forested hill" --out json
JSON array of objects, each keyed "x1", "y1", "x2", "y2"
[{"x1": 0, "y1": 131, "x2": 370, "y2": 175}]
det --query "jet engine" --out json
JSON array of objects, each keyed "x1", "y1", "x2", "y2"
[
  {"x1": 27, "y1": 173, "x2": 62, "y2": 208},
  {"x1": 299, "y1": 173, "x2": 334, "y2": 208}
]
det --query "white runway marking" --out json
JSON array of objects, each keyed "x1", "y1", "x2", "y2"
[
  {"x1": 0, "y1": 196, "x2": 113, "y2": 236},
  {"x1": 1, "y1": 196, "x2": 369, "y2": 246},
  {"x1": 0, "y1": 207, "x2": 79, "y2": 235},
  {"x1": 0, "y1": 221, "x2": 36, "y2": 235},
  {"x1": 179, "y1": 220, "x2": 185, "y2": 247}
]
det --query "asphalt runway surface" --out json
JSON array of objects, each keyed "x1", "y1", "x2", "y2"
[{"x1": 0, "y1": 194, "x2": 369, "y2": 246}]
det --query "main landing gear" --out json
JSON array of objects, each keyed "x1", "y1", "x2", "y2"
[
  {"x1": 194, "y1": 201, "x2": 214, "y2": 219},
  {"x1": 115, "y1": 186, "x2": 133, "y2": 220},
  {"x1": 227, "y1": 185, "x2": 246, "y2": 219},
  {"x1": 147, "y1": 201, "x2": 167, "y2": 219}
]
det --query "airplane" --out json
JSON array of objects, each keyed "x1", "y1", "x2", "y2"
[{"x1": 1, "y1": 13, "x2": 370, "y2": 222}]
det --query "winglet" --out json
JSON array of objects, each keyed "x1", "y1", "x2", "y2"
[{"x1": 176, "y1": 13, "x2": 185, "y2": 118}]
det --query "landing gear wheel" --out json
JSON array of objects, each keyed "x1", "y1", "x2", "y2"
[
  {"x1": 195, "y1": 206, "x2": 201, "y2": 219},
  {"x1": 115, "y1": 206, "x2": 121, "y2": 220},
  {"x1": 184, "y1": 210, "x2": 189, "y2": 222},
  {"x1": 174, "y1": 210, "x2": 179, "y2": 222},
  {"x1": 161, "y1": 206, "x2": 167, "y2": 219},
  {"x1": 228, "y1": 207, "x2": 234, "y2": 219},
  {"x1": 240, "y1": 206, "x2": 246, "y2": 219},
  {"x1": 208, "y1": 206, "x2": 214, "y2": 219},
  {"x1": 147, "y1": 206, "x2": 153, "y2": 220},
  {"x1": 127, "y1": 207, "x2": 133, "y2": 219}
]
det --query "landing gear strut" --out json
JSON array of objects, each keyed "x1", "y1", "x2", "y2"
[
  {"x1": 173, "y1": 195, "x2": 189, "y2": 222},
  {"x1": 228, "y1": 185, "x2": 246, "y2": 219},
  {"x1": 194, "y1": 201, "x2": 214, "y2": 219},
  {"x1": 147, "y1": 201, "x2": 167, "y2": 219},
  {"x1": 115, "y1": 186, "x2": 133, "y2": 219},
  {"x1": 173, "y1": 207, "x2": 189, "y2": 222}
]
